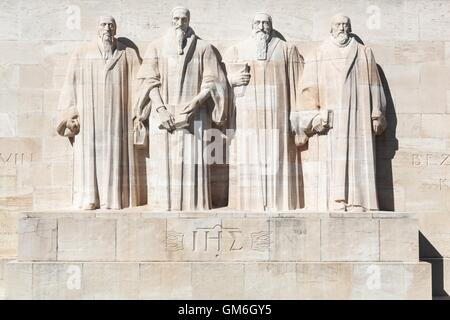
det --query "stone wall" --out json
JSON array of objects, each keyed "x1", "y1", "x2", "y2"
[{"x1": 0, "y1": 0, "x2": 449, "y2": 258}]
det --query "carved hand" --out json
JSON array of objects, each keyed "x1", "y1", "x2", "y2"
[
  {"x1": 180, "y1": 98, "x2": 201, "y2": 121},
  {"x1": 157, "y1": 107, "x2": 176, "y2": 133},
  {"x1": 372, "y1": 118, "x2": 385, "y2": 135},
  {"x1": 66, "y1": 118, "x2": 80, "y2": 136},
  {"x1": 230, "y1": 72, "x2": 251, "y2": 87},
  {"x1": 311, "y1": 115, "x2": 328, "y2": 134},
  {"x1": 294, "y1": 131, "x2": 309, "y2": 147}
]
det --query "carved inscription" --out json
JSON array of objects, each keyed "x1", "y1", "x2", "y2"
[
  {"x1": 419, "y1": 178, "x2": 449, "y2": 191},
  {"x1": 166, "y1": 231, "x2": 184, "y2": 252},
  {"x1": 412, "y1": 153, "x2": 450, "y2": 167},
  {"x1": 192, "y1": 224, "x2": 243, "y2": 252},
  {"x1": 166, "y1": 224, "x2": 270, "y2": 254},
  {"x1": 251, "y1": 231, "x2": 271, "y2": 251},
  {"x1": 0, "y1": 153, "x2": 34, "y2": 166}
]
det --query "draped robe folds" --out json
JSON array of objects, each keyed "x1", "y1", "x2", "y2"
[
  {"x1": 57, "y1": 39, "x2": 144, "y2": 210},
  {"x1": 224, "y1": 35, "x2": 304, "y2": 211},
  {"x1": 299, "y1": 37, "x2": 386, "y2": 211},
  {"x1": 136, "y1": 28, "x2": 228, "y2": 211}
]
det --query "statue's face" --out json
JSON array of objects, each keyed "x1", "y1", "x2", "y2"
[
  {"x1": 252, "y1": 13, "x2": 272, "y2": 35},
  {"x1": 331, "y1": 16, "x2": 350, "y2": 39},
  {"x1": 172, "y1": 9, "x2": 189, "y2": 32},
  {"x1": 97, "y1": 16, "x2": 116, "y2": 39},
  {"x1": 331, "y1": 16, "x2": 351, "y2": 45}
]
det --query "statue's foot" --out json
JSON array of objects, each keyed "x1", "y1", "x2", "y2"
[
  {"x1": 347, "y1": 205, "x2": 366, "y2": 213},
  {"x1": 83, "y1": 203, "x2": 97, "y2": 210},
  {"x1": 332, "y1": 201, "x2": 346, "y2": 211}
]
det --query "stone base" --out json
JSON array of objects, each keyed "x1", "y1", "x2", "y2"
[
  {"x1": 5, "y1": 261, "x2": 431, "y2": 300},
  {"x1": 8, "y1": 210, "x2": 430, "y2": 299},
  {"x1": 17, "y1": 210, "x2": 419, "y2": 262}
]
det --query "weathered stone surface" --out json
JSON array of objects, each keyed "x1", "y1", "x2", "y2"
[
  {"x1": 421, "y1": 115, "x2": 450, "y2": 139},
  {"x1": 4, "y1": 262, "x2": 32, "y2": 300},
  {"x1": 380, "y1": 218, "x2": 419, "y2": 262},
  {"x1": 57, "y1": 218, "x2": 116, "y2": 261},
  {"x1": 18, "y1": 218, "x2": 57, "y2": 261},
  {"x1": 33, "y1": 263, "x2": 83, "y2": 300},
  {"x1": 350, "y1": 262, "x2": 432, "y2": 299},
  {"x1": 244, "y1": 263, "x2": 298, "y2": 299},
  {"x1": 417, "y1": 211, "x2": 450, "y2": 258},
  {"x1": 83, "y1": 263, "x2": 139, "y2": 300},
  {"x1": 321, "y1": 218, "x2": 379, "y2": 261},
  {"x1": 295, "y1": 262, "x2": 353, "y2": 299},
  {"x1": 139, "y1": 263, "x2": 192, "y2": 299},
  {"x1": 116, "y1": 217, "x2": 166, "y2": 261},
  {"x1": 270, "y1": 218, "x2": 320, "y2": 261},
  {"x1": 192, "y1": 263, "x2": 245, "y2": 299},
  {"x1": 0, "y1": 214, "x2": 18, "y2": 256}
]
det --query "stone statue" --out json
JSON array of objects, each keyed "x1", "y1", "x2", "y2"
[
  {"x1": 224, "y1": 12, "x2": 304, "y2": 211},
  {"x1": 57, "y1": 16, "x2": 142, "y2": 210},
  {"x1": 134, "y1": 7, "x2": 228, "y2": 211},
  {"x1": 295, "y1": 14, "x2": 387, "y2": 212}
]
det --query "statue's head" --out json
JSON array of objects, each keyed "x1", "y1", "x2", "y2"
[
  {"x1": 171, "y1": 6, "x2": 190, "y2": 33},
  {"x1": 252, "y1": 12, "x2": 272, "y2": 39},
  {"x1": 97, "y1": 16, "x2": 117, "y2": 41},
  {"x1": 330, "y1": 14, "x2": 351, "y2": 45}
]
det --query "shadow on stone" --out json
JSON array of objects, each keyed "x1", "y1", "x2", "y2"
[
  {"x1": 419, "y1": 231, "x2": 449, "y2": 298},
  {"x1": 376, "y1": 64, "x2": 398, "y2": 211},
  {"x1": 118, "y1": 37, "x2": 143, "y2": 62}
]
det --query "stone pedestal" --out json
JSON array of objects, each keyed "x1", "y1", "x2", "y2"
[{"x1": 5, "y1": 210, "x2": 432, "y2": 299}]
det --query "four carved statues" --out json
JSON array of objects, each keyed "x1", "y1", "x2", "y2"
[{"x1": 57, "y1": 9, "x2": 387, "y2": 212}]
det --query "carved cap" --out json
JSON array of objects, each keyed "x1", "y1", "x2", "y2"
[
  {"x1": 253, "y1": 12, "x2": 273, "y2": 27},
  {"x1": 171, "y1": 6, "x2": 190, "y2": 19}
]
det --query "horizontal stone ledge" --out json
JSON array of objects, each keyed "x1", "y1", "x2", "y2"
[
  {"x1": 4, "y1": 261, "x2": 432, "y2": 300},
  {"x1": 21, "y1": 209, "x2": 414, "y2": 219},
  {"x1": 17, "y1": 212, "x2": 419, "y2": 263}
]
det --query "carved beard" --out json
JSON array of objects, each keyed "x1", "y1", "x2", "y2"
[
  {"x1": 333, "y1": 32, "x2": 350, "y2": 46},
  {"x1": 174, "y1": 28, "x2": 186, "y2": 55},
  {"x1": 101, "y1": 33, "x2": 114, "y2": 60},
  {"x1": 253, "y1": 30, "x2": 270, "y2": 60}
]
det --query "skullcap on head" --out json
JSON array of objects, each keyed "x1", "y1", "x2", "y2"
[
  {"x1": 171, "y1": 6, "x2": 190, "y2": 17},
  {"x1": 254, "y1": 12, "x2": 272, "y2": 23},
  {"x1": 97, "y1": 16, "x2": 116, "y2": 26}
]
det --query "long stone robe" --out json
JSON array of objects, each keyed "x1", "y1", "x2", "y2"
[
  {"x1": 136, "y1": 28, "x2": 228, "y2": 211},
  {"x1": 299, "y1": 37, "x2": 386, "y2": 211},
  {"x1": 57, "y1": 39, "x2": 143, "y2": 210},
  {"x1": 224, "y1": 35, "x2": 304, "y2": 211}
]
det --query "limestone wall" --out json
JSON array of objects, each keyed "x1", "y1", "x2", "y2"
[{"x1": 0, "y1": 0, "x2": 449, "y2": 257}]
